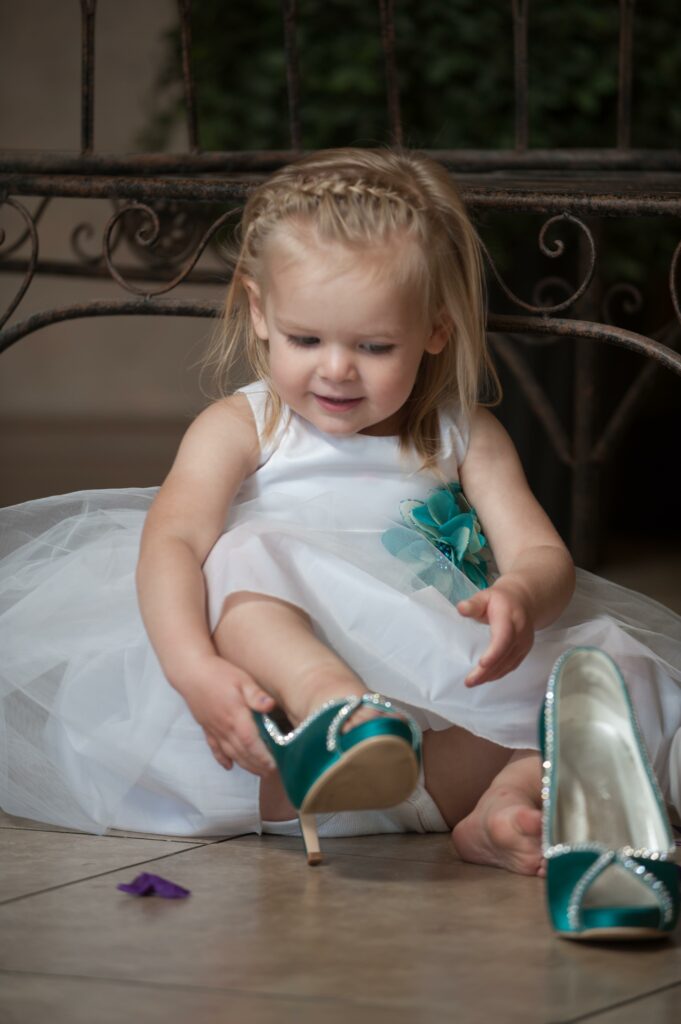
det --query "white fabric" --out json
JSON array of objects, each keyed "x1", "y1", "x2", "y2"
[{"x1": 1, "y1": 382, "x2": 680, "y2": 837}]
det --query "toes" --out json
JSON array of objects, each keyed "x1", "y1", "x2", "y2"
[
  {"x1": 514, "y1": 806, "x2": 542, "y2": 837},
  {"x1": 342, "y1": 705, "x2": 405, "y2": 734},
  {"x1": 486, "y1": 808, "x2": 543, "y2": 875},
  {"x1": 341, "y1": 706, "x2": 375, "y2": 732},
  {"x1": 487, "y1": 808, "x2": 525, "y2": 850}
]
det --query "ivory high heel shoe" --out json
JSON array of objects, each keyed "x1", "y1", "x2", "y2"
[
  {"x1": 541, "y1": 647, "x2": 679, "y2": 940},
  {"x1": 254, "y1": 693, "x2": 421, "y2": 865}
]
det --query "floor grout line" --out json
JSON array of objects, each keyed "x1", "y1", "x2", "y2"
[
  {"x1": 0, "y1": 825, "x2": 205, "y2": 844},
  {"x1": 0, "y1": 842, "x2": 209, "y2": 907},
  {"x1": 547, "y1": 978, "x2": 681, "y2": 1024},
  {"x1": 234, "y1": 835, "x2": 459, "y2": 867},
  {"x1": 0, "y1": 966, "x2": 473, "y2": 1015}
]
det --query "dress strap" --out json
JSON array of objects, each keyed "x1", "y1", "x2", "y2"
[
  {"x1": 236, "y1": 381, "x2": 288, "y2": 465},
  {"x1": 439, "y1": 402, "x2": 470, "y2": 466}
]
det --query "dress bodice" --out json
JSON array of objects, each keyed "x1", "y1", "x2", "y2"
[{"x1": 228, "y1": 382, "x2": 469, "y2": 528}]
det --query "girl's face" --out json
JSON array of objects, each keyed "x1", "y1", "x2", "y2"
[{"x1": 245, "y1": 233, "x2": 446, "y2": 436}]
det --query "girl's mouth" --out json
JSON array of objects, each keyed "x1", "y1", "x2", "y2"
[{"x1": 313, "y1": 394, "x2": 363, "y2": 413}]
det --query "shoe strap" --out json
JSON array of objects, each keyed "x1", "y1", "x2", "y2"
[
  {"x1": 326, "y1": 693, "x2": 421, "y2": 753},
  {"x1": 565, "y1": 849, "x2": 675, "y2": 931}
]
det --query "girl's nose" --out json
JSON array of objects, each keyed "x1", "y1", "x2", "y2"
[{"x1": 320, "y1": 346, "x2": 357, "y2": 382}]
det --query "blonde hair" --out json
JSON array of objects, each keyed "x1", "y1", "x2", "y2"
[{"x1": 205, "y1": 147, "x2": 498, "y2": 468}]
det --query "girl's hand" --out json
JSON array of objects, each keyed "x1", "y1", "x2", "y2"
[
  {"x1": 178, "y1": 654, "x2": 278, "y2": 776},
  {"x1": 457, "y1": 580, "x2": 534, "y2": 686}
]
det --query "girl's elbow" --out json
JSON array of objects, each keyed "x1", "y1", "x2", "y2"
[
  {"x1": 565, "y1": 557, "x2": 577, "y2": 598},
  {"x1": 557, "y1": 546, "x2": 576, "y2": 601}
]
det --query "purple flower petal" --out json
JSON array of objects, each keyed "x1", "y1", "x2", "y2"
[{"x1": 117, "y1": 872, "x2": 190, "y2": 898}]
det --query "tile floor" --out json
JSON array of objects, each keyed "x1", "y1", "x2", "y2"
[{"x1": 1, "y1": 807, "x2": 680, "y2": 1024}]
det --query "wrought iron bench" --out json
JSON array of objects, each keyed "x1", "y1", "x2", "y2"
[{"x1": 1, "y1": 0, "x2": 680, "y2": 571}]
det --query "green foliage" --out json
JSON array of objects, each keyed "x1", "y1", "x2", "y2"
[{"x1": 142, "y1": 0, "x2": 681, "y2": 151}]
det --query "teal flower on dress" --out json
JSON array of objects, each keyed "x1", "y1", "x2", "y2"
[{"x1": 382, "y1": 483, "x2": 493, "y2": 600}]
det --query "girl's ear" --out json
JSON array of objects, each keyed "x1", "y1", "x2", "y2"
[
  {"x1": 242, "y1": 277, "x2": 268, "y2": 340},
  {"x1": 425, "y1": 313, "x2": 452, "y2": 355}
]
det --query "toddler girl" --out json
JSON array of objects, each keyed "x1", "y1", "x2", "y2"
[{"x1": 1, "y1": 148, "x2": 680, "y2": 873}]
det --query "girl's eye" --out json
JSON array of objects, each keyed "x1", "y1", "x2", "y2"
[
  {"x1": 286, "y1": 335, "x2": 320, "y2": 347},
  {"x1": 360, "y1": 343, "x2": 395, "y2": 355}
]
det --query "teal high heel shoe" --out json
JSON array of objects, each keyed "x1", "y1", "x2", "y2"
[
  {"x1": 541, "y1": 647, "x2": 679, "y2": 940},
  {"x1": 254, "y1": 693, "x2": 421, "y2": 864}
]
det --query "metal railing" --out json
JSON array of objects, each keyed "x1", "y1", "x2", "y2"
[{"x1": 1, "y1": 0, "x2": 680, "y2": 567}]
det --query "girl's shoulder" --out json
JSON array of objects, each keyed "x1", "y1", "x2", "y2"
[
  {"x1": 181, "y1": 392, "x2": 262, "y2": 474},
  {"x1": 461, "y1": 405, "x2": 522, "y2": 474}
]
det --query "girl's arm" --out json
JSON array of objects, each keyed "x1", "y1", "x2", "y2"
[
  {"x1": 136, "y1": 394, "x2": 276, "y2": 775},
  {"x1": 458, "y1": 407, "x2": 576, "y2": 686}
]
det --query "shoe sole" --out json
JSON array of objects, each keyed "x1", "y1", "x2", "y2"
[{"x1": 300, "y1": 735, "x2": 420, "y2": 814}]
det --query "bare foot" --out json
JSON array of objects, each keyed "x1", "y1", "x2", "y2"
[{"x1": 451, "y1": 784, "x2": 544, "y2": 876}]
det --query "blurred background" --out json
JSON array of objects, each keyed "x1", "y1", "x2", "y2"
[{"x1": 1, "y1": 0, "x2": 680, "y2": 609}]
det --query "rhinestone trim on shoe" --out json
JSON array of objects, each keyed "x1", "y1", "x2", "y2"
[
  {"x1": 260, "y1": 698, "x2": 347, "y2": 747},
  {"x1": 325, "y1": 693, "x2": 420, "y2": 753},
  {"x1": 567, "y1": 850, "x2": 615, "y2": 930},
  {"x1": 260, "y1": 693, "x2": 421, "y2": 753},
  {"x1": 564, "y1": 849, "x2": 675, "y2": 930},
  {"x1": 619, "y1": 857, "x2": 675, "y2": 926},
  {"x1": 545, "y1": 841, "x2": 670, "y2": 862}
]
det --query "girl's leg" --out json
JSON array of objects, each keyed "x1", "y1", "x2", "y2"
[
  {"x1": 213, "y1": 591, "x2": 381, "y2": 822},
  {"x1": 213, "y1": 591, "x2": 370, "y2": 725}
]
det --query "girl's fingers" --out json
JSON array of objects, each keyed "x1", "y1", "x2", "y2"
[
  {"x1": 466, "y1": 655, "x2": 510, "y2": 686},
  {"x1": 466, "y1": 626, "x2": 520, "y2": 685},
  {"x1": 204, "y1": 731, "x2": 233, "y2": 770},
  {"x1": 228, "y1": 710, "x2": 277, "y2": 775},
  {"x1": 457, "y1": 592, "x2": 489, "y2": 621},
  {"x1": 242, "y1": 678, "x2": 276, "y2": 712},
  {"x1": 221, "y1": 737, "x2": 259, "y2": 775},
  {"x1": 478, "y1": 613, "x2": 515, "y2": 669},
  {"x1": 242, "y1": 735, "x2": 277, "y2": 776},
  {"x1": 466, "y1": 640, "x2": 531, "y2": 686},
  {"x1": 205, "y1": 720, "x2": 265, "y2": 776},
  {"x1": 473, "y1": 651, "x2": 522, "y2": 684},
  {"x1": 224, "y1": 737, "x2": 266, "y2": 776}
]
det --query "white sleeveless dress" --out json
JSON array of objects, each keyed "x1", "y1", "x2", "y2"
[{"x1": 1, "y1": 381, "x2": 681, "y2": 837}]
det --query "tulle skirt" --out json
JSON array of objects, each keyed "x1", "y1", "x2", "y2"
[{"x1": 1, "y1": 487, "x2": 680, "y2": 836}]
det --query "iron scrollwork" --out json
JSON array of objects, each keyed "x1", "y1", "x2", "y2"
[
  {"x1": 0, "y1": 195, "x2": 39, "y2": 331},
  {"x1": 482, "y1": 213, "x2": 597, "y2": 317},
  {"x1": 102, "y1": 202, "x2": 237, "y2": 297}
]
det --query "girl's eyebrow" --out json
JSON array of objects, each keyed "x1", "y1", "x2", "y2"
[
  {"x1": 277, "y1": 321, "x2": 399, "y2": 339},
  {"x1": 277, "y1": 323, "x2": 318, "y2": 335}
]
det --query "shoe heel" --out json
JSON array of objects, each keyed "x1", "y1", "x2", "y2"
[{"x1": 299, "y1": 812, "x2": 322, "y2": 866}]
